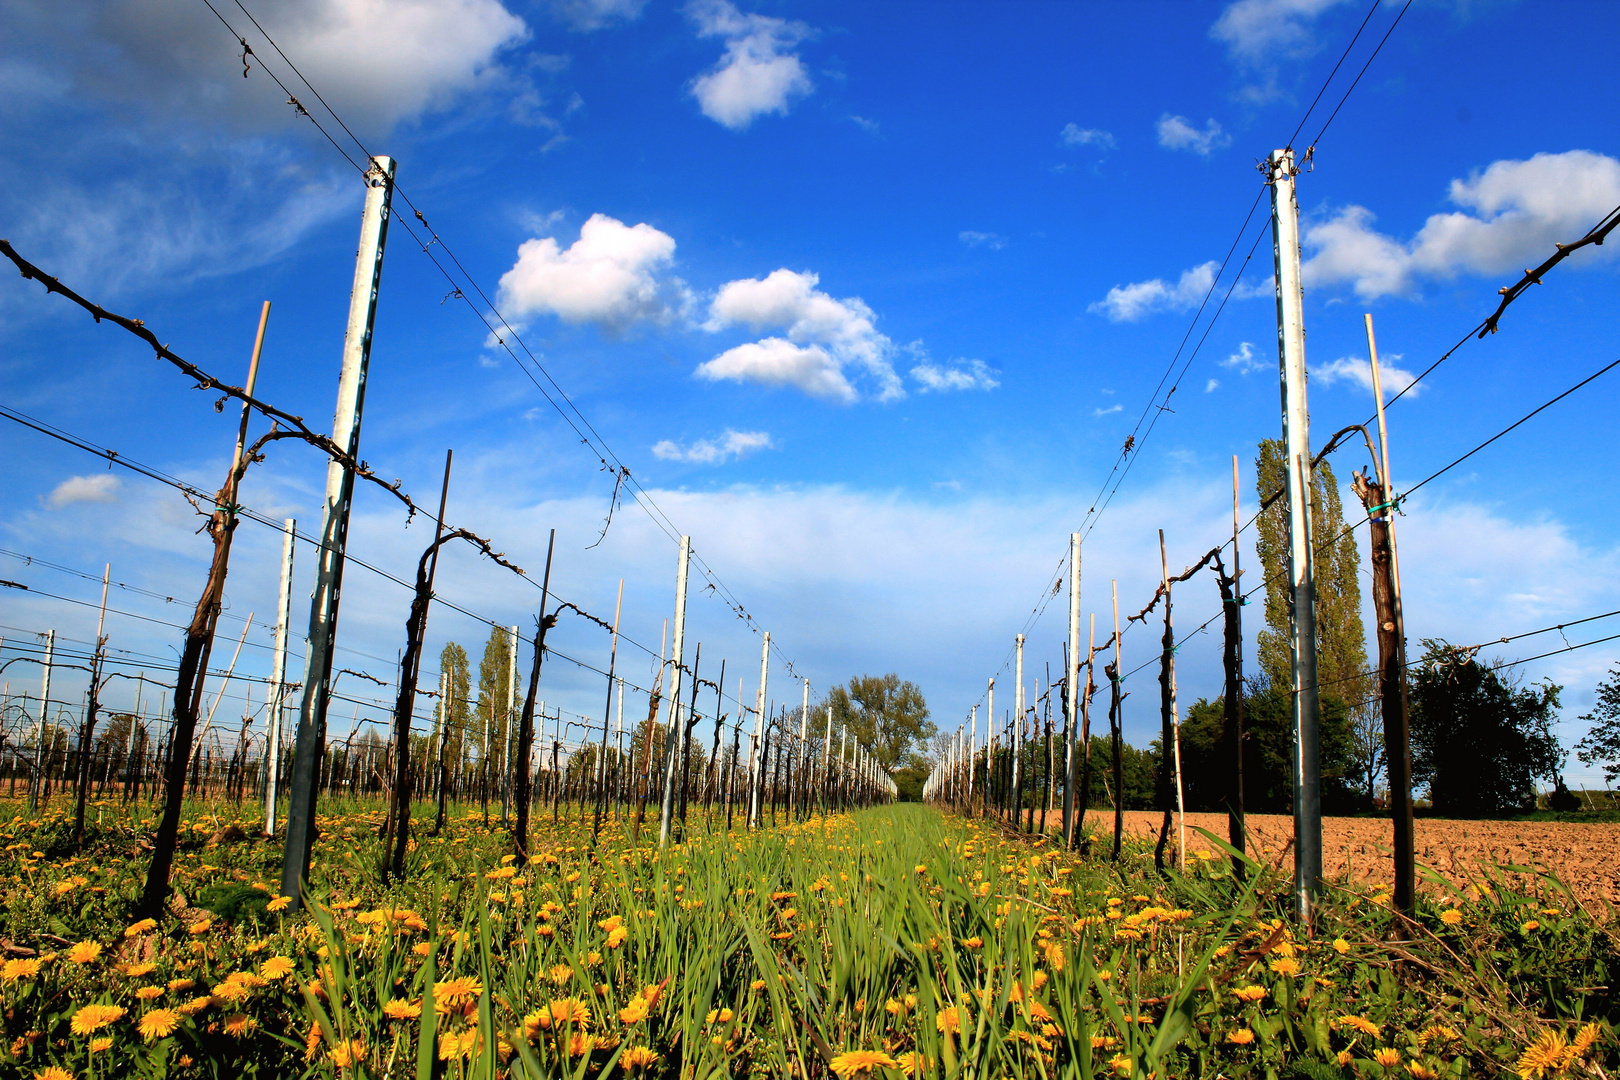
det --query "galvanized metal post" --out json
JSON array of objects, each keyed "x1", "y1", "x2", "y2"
[
  {"x1": 1013, "y1": 635, "x2": 1024, "y2": 819},
  {"x1": 657, "y1": 536, "x2": 690, "y2": 846},
  {"x1": 1270, "y1": 147, "x2": 1322, "y2": 923},
  {"x1": 281, "y1": 155, "x2": 394, "y2": 906},
  {"x1": 30, "y1": 630, "x2": 54, "y2": 810},
  {"x1": 265, "y1": 517, "x2": 295, "y2": 836},
  {"x1": 748, "y1": 632, "x2": 769, "y2": 825},
  {"x1": 1064, "y1": 533, "x2": 1081, "y2": 841}
]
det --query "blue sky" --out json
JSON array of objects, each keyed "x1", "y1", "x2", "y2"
[{"x1": 3, "y1": 0, "x2": 1618, "y2": 789}]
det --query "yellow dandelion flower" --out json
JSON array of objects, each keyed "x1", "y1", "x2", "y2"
[
  {"x1": 1108, "y1": 1053, "x2": 1133, "y2": 1076},
  {"x1": 266, "y1": 896, "x2": 292, "y2": 912},
  {"x1": 620, "y1": 1046, "x2": 659, "y2": 1072},
  {"x1": 1571, "y1": 1022, "x2": 1601, "y2": 1059},
  {"x1": 1, "y1": 958, "x2": 42, "y2": 983},
  {"x1": 1336, "y1": 1015, "x2": 1381, "y2": 1038},
  {"x1": 70, "y1": 1003, "x2": 126, "y2": 1035},
  {"x1": 122, "y1": 962, "x2": 157, "y2": 978},
  {"x1": 548, "y1": 964, "x2": 575, "y2": 986},
  {"x1": 548, "y1": 998, "x2": 591, "y2": 1027},
  {"x1": 259, "y1": 956, "x2": 295, "y2": 980},
  {"x1": 1516, "y1": 1030, "x2": 1569, "y2": 1080},
  {"x1": 1521, "y1": 920, "x2": 1541, "y2": 933},
  {"x1": 167, "y1": 978, "x2": 196, "y2": 992},
  {"x1": 136, "y1": 986, "x2": 164, "y2": 1001},
  {"x1": 223, "y1": 1013, "x2": 255, "y2": 1038},
  {"x1": 1440, "y1": 909, "x2": 1464, "y2": 926},
  {"x1": 1232, "y1": 985, "x2": 1267, "y2": 1003},
  {"x1": 383, "y1": 998, "x2": 422, "y2": 1020},
  {"x1": 936, "y1": 1005, "x2": 964, "y2": 1035},
  {"x1": 1227, "y1": 1028, "x2": 1255, "y2": 1045},
  {"x1": 1408, "y1": 1064, "x2": 1440, "y2": 1080},
  {"x1": 125, "y1": 918, "x2": 157, "y2": 937},
  {"x1": 606, "y1": 926, "x2": 629, "y2": 949},
  {"x1": 139, "y1": 1009, "x2": 180, "y2": 1040},
  {"x1": 68, "y1": 941, "x2": 103, "y2": 964},
  {"x1": 90, "y1": 1036, "x2": 113, "y2": 1052},
  {"x1": 1374, "y1": 1047, "x2": 1401, "y2": 1068},
  {"x1": 1269, "y1": 957, "x2": 1301, "y2": 977},
  {"x1": 1332, "y1": 938, "x2": 1350, "y2": 954},
  {"x1": 433, "y1": 975, "x2": 484, "y2": 1005},
  {"x1": 35, "y1": 1069, "x2": 74, "y2": 1080},
  {"x1": 831, "y1": 1049, "x2": 901, "y2": 1076},
  {"x1": 619, "y1": 996, "x2": 651, "y2": 1024}
]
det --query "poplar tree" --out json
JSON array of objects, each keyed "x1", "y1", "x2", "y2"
[
  {"x1": 1255, "y1": 438, "x2": 1377, "y2": 801},
  {"x1": 438, "y1": 642, "x2": 471, "y2": 790},
  {"x1": 477, "y1": 626, "x2": 514, "y2": 781}
]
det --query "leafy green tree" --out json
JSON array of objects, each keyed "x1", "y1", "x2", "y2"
[
  {"x1": 1179, "y1": 679, "x2": 1359, "y2": 813},
  {"x1": 1410, "y1": 640, "x2": 1562, "y2": 815},
  {"x1": 1075, "y1": 735, "x2": 1156, "y2": 811},
  {"x1": 476, "y1": 626, "x2": 514, "y2": 776},
  {"x1": 828, "y1": 674, "x2": 935, "y2": 774},
  {"x1": 1254, "y1": 442, "x2": 1371, "y2": 698},
  {"x1": 437, "y1": 641, "x2": 471, "y2": 776},
  {"x1": 1574, "y1": 665, "x2": 1620, "y2": 786}
]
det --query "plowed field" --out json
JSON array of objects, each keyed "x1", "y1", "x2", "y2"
[{"x1": 1101, "y1": 810, "x2": 1620, "y2": 915}]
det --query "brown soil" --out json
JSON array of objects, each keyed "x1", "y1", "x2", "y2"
[{"x1": 1064, "y1": 810, "x2": 1620, "y2": 916}]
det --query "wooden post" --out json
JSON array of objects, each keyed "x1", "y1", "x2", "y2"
[
  {"x1": 1223, "y1": 456, "x2": 1247, "y2": 871},
  {"x1": 1359, "y1": 312, "x2": 1415, "y2": 916},
  {"x1": 513, "y1": 532, "x2": 556, "y2": 859},
  {"x1": 1076, "y1": 614, "x2": 1097, "y2": 850}
]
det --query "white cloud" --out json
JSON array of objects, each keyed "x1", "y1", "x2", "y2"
[
  {"x1": 30, "y1": 0, "x2": 529, "y2": 134},
  {"x1": 46, "y1": 474, "x2": 120, "y2": 508},
  {"x1": 1090, "y1": 260, "x2": 1218, "y2": 322},
  {"x1": 910, "y1": 358, "x2": 1000, "y2": 393},
  {"x1": 849, "y1": 115, "x2": 880, "y2": 134},
  {"x1": 1060, "y1": 123, "x2": 1115, "y2": 151},
  {"x1": 1205, "y1": 378, "x2": 1220, "y2": 393},
  {"x1": 958, "y1": 231, "x2": 1006, "y2": 250},
  {"x1": 1311, "y1": 355, "x2": 1423, "y2": 398},
  {"x1": 548, "y1": 0, "x2": 647, "y2": 31},
  {"x1": 701, "y1": 269, "x2": 901, "y2": 401},
  {"x1": 687, "y1": 0, "x2": 814, "y2": 130},
  {"x1": 1222, "y1": 340, "x2": 1266, "y2": 375},
  {"x1": 1093, "y1": 404, "x2": 1123, "y2": 417},
  {"x1": 1091, "y1": 263, "x2": 1272, "y2": 323},
  {"x1": 496, "y1": 213, "x2": 680, "y2": 329},
  {"x1": 652, "y1": 429, "x2": 774, "y2": 465},
  {"x1": 1156, "y1": 114, "x2": 1232, "y2": 156},
  {"x1": 696, "y1": 338, "x2": 854, "y2": 402},
  {"x1": 1210, "y1": 0, "x2": 1351, "y2": 67},
  {"x1": 1303, "y1": 151, "x2": 1620, "y2": 300}
]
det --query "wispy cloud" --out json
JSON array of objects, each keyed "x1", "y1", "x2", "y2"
[
  {"x1": 910, "y1": 357, "x2": 999, "y2": 393},
  {"x1": 958, "y1": 230, "x2": 1006, "y2": 250},
  {"x1": 651, "y1": 429, "x2": 774, "y2": 464},
  {"x1": 1093, "y1": 403, "x2": 1123, "y2": 417},
  {"x1": 1059, "y1": 123, "x2": 1115, "y2": 151}
]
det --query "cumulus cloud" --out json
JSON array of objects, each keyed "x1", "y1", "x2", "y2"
[
  {"x1": 1156, "y1": 114, "x2": 1231, "y2": 156},
  {"x1": 1210, "y1": 0, "x2": 1351, "y2": 67},
  {"x1": 46, "y1": 474, "x2": 121, "y2": 508},
  {"x1": 496, "y1": 213, "x2": 681, "y2": 329},
  {"x1": 958, "y1": 231, "x2": 1006, "y2": 250},
  {"x1": 687, "y1": 0, "x2": 814, "y2": 130},
  {"x1": 1205, "y1": 378, "x2": 1220, "y2": 393},
  {"x1": 1311, "y1": 355, "x2": 1422, "y2": 398},
  {"x1": 547, "y1": 0, "x2": 647, "y2": 31},
  {"x1": 1060, "y1": 124, "x2": 1115, "y2": 151},
  {"x1": 910, "y1": 358, "x2": 1000, "y2": 393},
  {"x1": 652, "y1": 429, "x2": 773, "y2": 465},
  {"x1": 699, "y1": 269, "x2": 901, "y2": 401},
  {"x1": 1303, "y1": 151, "x2": 1620, "y2": 299},
  {"x1": 697, "y1": 338, "x2": 854, "y2": 402}
]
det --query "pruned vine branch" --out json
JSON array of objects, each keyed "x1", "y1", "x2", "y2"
[{"x1": 0, "y1": 239, "x2": 420, "y2": 521}]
